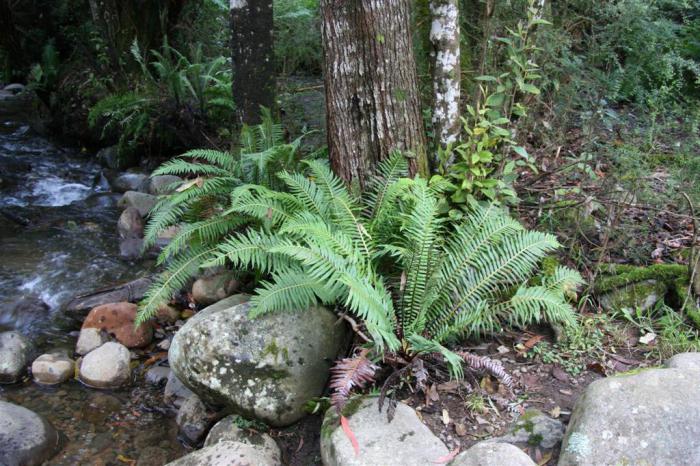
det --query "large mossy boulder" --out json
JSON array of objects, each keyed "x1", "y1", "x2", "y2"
[
  {"x1": 321, "y1": 397, "x2": 449, "y2": 466},
  {"x1": 559, "y1": 367, "x2": 700, "y2": 465},
  {"x1": 169, "y1": 295, "x2": 350, "y2": 426}
]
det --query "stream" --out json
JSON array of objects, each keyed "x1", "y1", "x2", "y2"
[{"x1": 0, "y1": 96, "x2": 186, "y2": 464}]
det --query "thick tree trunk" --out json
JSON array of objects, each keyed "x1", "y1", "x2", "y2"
[
  {"x1": 430, "y1": 0, "x2": 461, "y2": 157},
  {"x1": 230, "y1": 0, "x2": 275, "y2": 127},
  {"x1": 321, "y1": 0, "x2": 429, "y2": 189}
]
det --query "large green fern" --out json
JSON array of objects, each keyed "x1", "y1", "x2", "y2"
[
  {"x1": 206, "y1": 152, "x2": 584, "y2": 373},
  {"x1": 136, "y1": 112, "x2": 312, "y2": 324}
]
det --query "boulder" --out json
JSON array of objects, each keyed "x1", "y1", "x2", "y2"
[
  {"x1": 598, "y1": 279, "x2": 666, "y2": 312},
  {"x1": 0, "y1": 401, "x2": 62, "y2": 466},
  {"x1": 31, "y1": 353, "x2": 74, "y2": 385},
  {"x1": 65, "y1": 276, "x2": 153, "y2": 314},
  {"x1": 75, "y1": 327, "x2": 109, "y2": 355},
  {"x1": 486, "y1": 408, "x2": 563, "y2": 449},
  {"x1": 3, "y1": 83, "x2": 26, "y2": 94},
  {"x1": 205, "y1": 416, "x2": 281, "y2": 462},
  {"x1": 82, "y1": 302, "x2": 152, "y2": 348},
  {"x1": 169, "y1": 295, "x2": 349, "y2": 426},
  {"x1": 118, "y1": 191, "x2": 158, "y2": 217},
  {"x1": 321, "y1": 397, "x2": 449, "y2": 466},
  {"x1": 665, "y1": 352, "x2": 700, "y2": 371},
  {"x1": 0, "y1": 331, "x2": 31, "y2": 383},
  {"x1": 164, "y1": 370, "x2": 195, "y2": 408},
  {"x1": 451, "y1": 442, "x2": 535, "y2": 466},
  {"x1": 96, "y1": 145, "x2": 137, "y2": 170},
  {"x1": 166, "y1": 440, "x2": 281, "y2": 466},
  {"x1": 120, "y1": 237, "x2": 145, "y2": 259},
  {"x1": 145, "y1": 175, "x2": 183, "y2": 195},
  {"x1": 118, "y1": 206, "x2": 145, "y2": 239},
  {"x1": 79, "y1": 341, "x2": 131, "y2": 389},
  {"x1": 191, "y1": 272, "x2": 239, "y2": 306},
  {"x1": 176, "y1": 395, "x2": 213, "y2": 445},
  {"x1": 111, "y1": 172, "x2": 149, "y2": 193},
  {"x1": 559, "y1": 368, "x2": 700, "y2": 465}
]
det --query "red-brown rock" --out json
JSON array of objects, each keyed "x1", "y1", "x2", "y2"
[{"x1": 82, "y1": 302, "x2": 153, "y2": 348}]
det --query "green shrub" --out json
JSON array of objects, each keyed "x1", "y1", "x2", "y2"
[{"x1": 205, "y1": 153, "x2": 582, "y2": 388}]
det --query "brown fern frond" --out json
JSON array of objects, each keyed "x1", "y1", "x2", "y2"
[
  {"x1": 457, "y1": 351, "x2": 513, "y2": 389},
  {"x1": 330, "y1": 349, "x2": 378, "y2": 412}
]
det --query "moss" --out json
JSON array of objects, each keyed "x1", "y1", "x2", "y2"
[
  {"x1": 261, "y1": 339, "x2": 290, "y2": 364},
  {"x1": 320, "y1": 396, "x2": 369, "y2": 439},
  {"x1": 594, "y1": 264, "x2": 687, "y2": 294},
  {"x1": 528, "y1": 433, "x2": 544, "y2": 446},
  {"x1": 541, "y1": 256, "x2": 560, "y2": 277}
]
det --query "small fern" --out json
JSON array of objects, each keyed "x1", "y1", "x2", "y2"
[{"x1": 136, "y1": 111, "x2": 311, "y2": 324}]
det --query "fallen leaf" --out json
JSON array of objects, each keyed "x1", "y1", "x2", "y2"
[
  {"x1": 549, "y1": 406, "x2": 561, "y2": 418},
  {"x1": 340, "y1": 415, "x2": 360, "y2": 456},
  {"x1": 295, "y1": 437, "x2": 304, "y2": 453},
  {"x1": 496, "y1": 345, "x2": 510, "y2": 354},
  {"x1": 639, "y1": 332, "x2": 657, "y2": 345},
  {"x1": 551, "y1": 365, "x2": 569, "y2": 382},
  {"x1": 481, "y1": 376, "x2": 496, "y2": 394},
  {"x1": 143, "y1": 352, "x2": 168, "y2": 367},
  {"x1": 116, "y1": 454, "x2": 136, "y2": 465},
  {"x1": 175, "y1": 177, "x2": 204, "y2": 192},
  {"x1": 587, "y1": 361, "x2": 607, "y2": 376},
  {"x1": 455, "y1": 422, "x2": 468, "y2": 436},
  {"x1": 437, "y1": 380, "x2": 460, "y2": 393},
  {"x1": 428, "y1": 383, "x2": 440, "y2": 402},
  {"x1": 432, "y1": 447, "x2": 460, "y2": 464},
  {"x1": 537, "y1": 451, "x2": 553, "y2": 465},
  {"x1": 559, "y1": 389, "x2": 573, "y2": 396},
  {"x1": 523, "y1": 334, "x2": 544, "y2": 349},
  {"x1": 441, "y1": 409, "x2": 450, "y2": 426}
]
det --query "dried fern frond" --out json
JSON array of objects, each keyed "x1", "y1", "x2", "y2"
[
  {"x1": 330, "y1": 350, "x2": 378, "y2": 412},
  {"x1": 457, "y1": 351, "x2": 513, "y2": 389}
]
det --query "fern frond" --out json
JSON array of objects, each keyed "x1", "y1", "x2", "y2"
[
  {"x1": 457, "y1": 351, "x2": 513, "y2": 388},
  {"x1": 497, "y1": 286, "x2": 578, "y2": 328},
  {"x1": 544, "y1": 266, "x2": 585, "y2": 299},
  {"x1": 250, "y1": 268, "x2": 340, "y2": 316},
  {"x1": 407, "y1": 333, "x2": 464, "y2": 379},
  {"x1": 205, "y1": 228, "x2": 292, "y2": 273},
  {"x1": 178, "y1": 148, "x2": 238, "y2": 172},
  {"x1": 152, "y1": 159, "x2": 233, "y2": 178},
  {"x1": 364, "y1": 150, "x2": 409, "y2": 221},
  {"x1": 136, "y1": 245, "x2": 218, "y2": 324},
  {"x1": 329, "y1": 350, "x2": 378, "y2": 412}
]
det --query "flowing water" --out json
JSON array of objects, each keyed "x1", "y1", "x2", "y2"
[{"x1": 0, "y1": 96, "x2": 185, "y2": 464}]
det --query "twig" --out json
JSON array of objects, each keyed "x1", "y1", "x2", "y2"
[{"x1": 337, "y1": 312, "x2": 371, "y2": 343}]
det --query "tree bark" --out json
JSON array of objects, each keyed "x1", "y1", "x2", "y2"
[
  {"x1": 429, "y1": 0, "x2": 461, "y2": 156},
  {"x1": 321, "y1": 0, "x2": 429, "y2": 189},
  {"x1": 230, "y1": 0, "x2": 275, "y2": 127}
]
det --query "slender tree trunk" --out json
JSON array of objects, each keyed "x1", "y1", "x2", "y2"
[
  {"x1": 430, "y1": 0, "x2": 461, "y2": 159},
  {"x1": 321, "y1": 0, "x2": 429, "y2": 189},
  {"x1": 230, "y1": 0, "x2": 275, "y2": 127}
]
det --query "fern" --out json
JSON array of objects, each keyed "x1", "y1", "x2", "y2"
[
  {"x1": 205, "y1": 151, "x2": 583, "y2": 383},
  {"x1": 136, "y1": 111, "x2": 309, "y2": 323}
]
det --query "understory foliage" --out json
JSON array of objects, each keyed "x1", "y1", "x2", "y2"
[
  {"x1": 136, "y1": 110, "x2": 308, "y2": 324},
  {"x1": 206, "y1": 152, "x2": 583, "y2": 407}
]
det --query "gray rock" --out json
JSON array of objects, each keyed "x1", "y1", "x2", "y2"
[
  {"x1": 176, "y1": 395, "x2": 213, "y2": 445},
  {"x1": 75, "y1": 327, "x2": 109, "y2": 356},
  {"x1": 191, "y1": 272, "x2": 239, "y2": 306},
  {"x1": 0, "y1": 401, "x2": 62, "y2": 466},
  {"x1": 79, "y1": 342, "x2": 131, "y2": 389},
  {"x1": 321, "y1": 397, "x2": 449, "y2": 466},
  {"x1": 118, "y1": 206, "x2": 145, "y2": 239},
  {"x1": 120, "y1": 237, "x2": 144, "y2": 259},
  {"x1": 145, "y1": 366, "x2": 170, "y2": 386},
  {"x1": 164, "y1": 370, "x2": 194, "y2": 408},
  {"x1": 112, "y1": 172, "x2": 149, "y2": 193},
  {"x1": 665, "y1": 352, "x2": 700, "y2": 370},
  {"x1": 598, "y1": 279, "x2": 666, "y2": 313},
  {"x1": 487, "y1": 408, "x2": 563, "y2": 449},
  {"x1": 146, "y1": 175, "x2": 183, "y2": 195},
  {"x1": 0, "y1": 331, "x2": 31, "y2": 383},
  {"x1": 3, "y1": 83, "x2": 26, "y2": 94},
  {"x1": 170, "y1": 295, "x2": 349, "y2": 426},
  {"x1": 204, "y1": 415, "x2": 281, "y2": 464},
  {"x1": 118, "y1": 191, "x2": 158, "y2": 217},
  {"x1": 31, "y1": 353, "x2": 74, "y2": 385},
  {"x1": 96, "y1": 146, "x2": 137, "y2": 170},
  {"x1": 451, "y1": 442, "x2": 535, "y2": 466},
  {"x1": 559, "y1": 368, "x2": 700, "y2": 466},
  {"x1": 65, "y1": 276, "x2": 154, "y2": 314},
  {"x1": 166, "y1": 440, "x2": 281, "y2": 466}
]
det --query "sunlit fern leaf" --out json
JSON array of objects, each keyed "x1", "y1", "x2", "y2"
[
  {"x1": 249, "y1": 268, "x2": 340, "y2": 317},
  {"x1": 136, "y1": 245, "x2": 219, "y2": 324}
]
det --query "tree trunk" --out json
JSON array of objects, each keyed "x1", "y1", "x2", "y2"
[
  {"x1": 321, "y1": 0, "x2": 429, "y2": 189},
  {"x1": 230, "y1": 0, "x2": 275, "y2": 127},
  {"x1": 429, "y1": 0, "x2": 461, "y2": 158}
]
